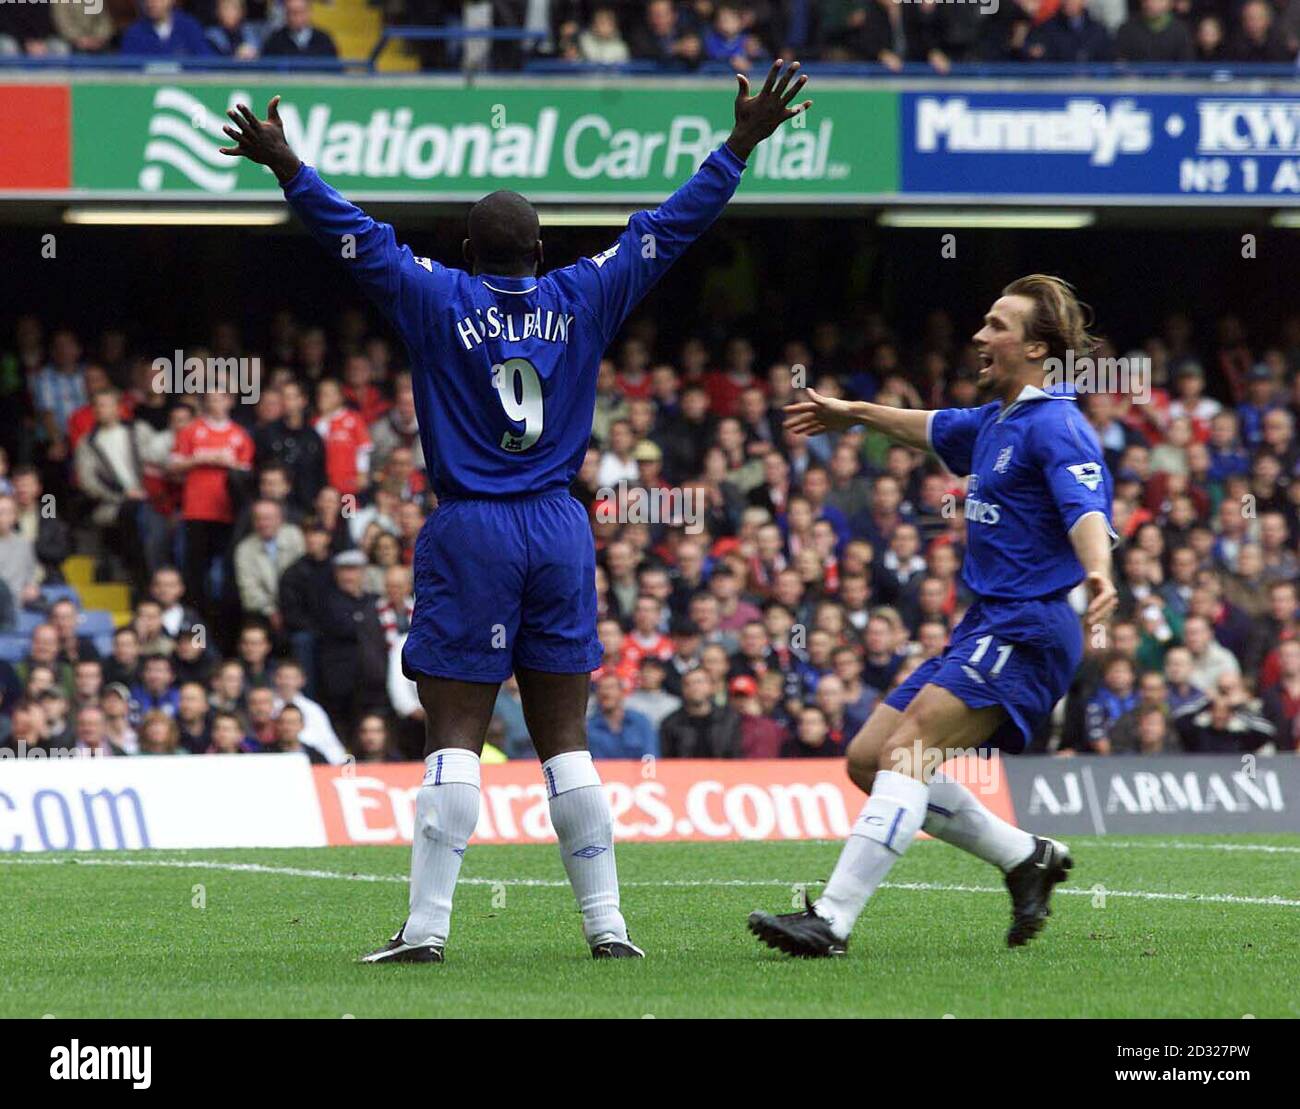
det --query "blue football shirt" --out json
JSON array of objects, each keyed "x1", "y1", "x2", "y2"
[
  {"x1": 928, "y1": 385, "x2": 1118, "y2": 600},
  {"x1": 282, "y1": 145, "x2": 746, "y2": 499}
]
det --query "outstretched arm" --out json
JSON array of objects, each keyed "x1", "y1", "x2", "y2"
[
  {"x1": 783, "y1": 390, "x2": 932, "y2": 452},
  {"x1": 572, "y1": 60, "x2": 813, "y2": 344},
  {"x1": 219, "y1": 96, "x2": 437, "y2": 321}
]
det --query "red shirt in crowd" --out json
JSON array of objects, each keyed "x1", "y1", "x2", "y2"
[
  {"x1": 740, "y1": 715, "x2": 787, "y2": 758},
  {"x1": 1257, "y1": 628, "x2": 1298, "y2": 691},
  {"x1": 592, "y1": 652, "x2": 640, "y2": 694},
  {"x1": 316, "y1": 407, "x2": 371, "y2": 496},
  {"x1": 623, "y1": 631, "x2": 673, "y2": 670},
  {"x1": 701, "y1": 371, "x2": 763, "y2": 419},
  {"x1": 172, "y1": 417, "x2": 254, "y2": 524},
  {"x1": 615, "y1": 372, "x2": 654, "y2": 401},
  {"x1": 343, "y1": 385, "x2": 391, "y2": 426}
]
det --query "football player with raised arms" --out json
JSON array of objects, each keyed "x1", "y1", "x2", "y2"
[{"x1": 220, "y1": 63, "x2": 813, "y2": 963}]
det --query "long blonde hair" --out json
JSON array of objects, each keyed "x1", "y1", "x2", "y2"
[{"x1": 1002, "y1": 274, "x2": 1097, "y2": 363}]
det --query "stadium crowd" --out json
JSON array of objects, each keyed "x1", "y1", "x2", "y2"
[
  {"x1": 1, "y1": 293, "x2": 1299, "y2": 764},
  {"x1": 2, "y1": 0, "x2": 1299, "y2": 69}
]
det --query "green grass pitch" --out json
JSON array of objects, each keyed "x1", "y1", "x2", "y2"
[{"x1": 3, "y1": 836, "x2": 1297, "y2": 1018}]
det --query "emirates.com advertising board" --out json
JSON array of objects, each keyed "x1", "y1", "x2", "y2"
[
  {"x1": 0, "y1": 753, "x2": 1296, "y2": 851},
  {"x1": 4, "y1": 77, "x2": 1300, "y2": 204}
]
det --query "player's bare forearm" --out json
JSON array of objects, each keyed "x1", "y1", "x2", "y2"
[
  {"x1": 1069, "y1": 512, "x2": 1112, "y2": 578},
  {"x1": 851, "y1": 402, "x2": 932, "y2": 451},
  {"x1": 1070, "y1": 511, "x2": 1118, "y2": 624},
  {"x1": 725, "y1": 59, "x2": 812, "y2": 162}
]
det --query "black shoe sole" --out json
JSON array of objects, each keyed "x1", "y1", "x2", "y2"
[
  {"x1": 747, "y1": 912, "x2": 845, "y2": 958},
  {"x1": 360, "y1": 946, "x2": 444, "y2": 964},
  {"x1": 1007, "y1": 852, "x2": 1073, "y2": 948},
  {"x1": 592, "y1": 943, "x2": 645, "y2": 959}
]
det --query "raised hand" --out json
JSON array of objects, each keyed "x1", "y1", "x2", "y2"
[
  {"x1": 727, "y1": 59, "x2": 813, "y2": 161},
  {"x1": 218, "y1": 95, "x2": 302, "y2": 185}
]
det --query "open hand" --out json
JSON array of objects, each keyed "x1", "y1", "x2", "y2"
[
  {"x1": 727, "y1": 59, "x2": 812, "y2": 161},
  {"x1": 783, "y1": 388, "x2": 859, "y2": 437},
  {"x1": 218, "y1": 95, "x2": 301, "y2": 184}
]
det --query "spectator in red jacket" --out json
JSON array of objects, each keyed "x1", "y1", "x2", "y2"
[
  {"x1": 169, "y1": 390, "x2": 253, "y2": 627},
  {"x1": 342, "y1": 353, "x2": 390, "y2": 426},
  {"x1": 314, "y1": 378, "x2": 371, "y2": 499},
  {"x1": 731, "y1": 674, "x2": 786, "y2": 757}
]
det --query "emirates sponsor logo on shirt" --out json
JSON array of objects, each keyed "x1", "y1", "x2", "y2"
[{"x1": 963, "y1": 475, "x2": 1002, "y2": 525}]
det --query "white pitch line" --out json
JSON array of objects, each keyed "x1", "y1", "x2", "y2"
[
  {"x1": 1085, "y1": 840, "x2": 1300, "y2": 855},
  {"x1": 0, "y1": 857, "x2": 410, "y2": 882},
  {"x1": 1, "y1": 856, "x2": 1297, "y2": 908},
  {"x1": 883, "y1": 880, "x2": 1300, "y2": 908}
]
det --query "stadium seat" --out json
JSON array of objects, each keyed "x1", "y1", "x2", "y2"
[
  {"x1": 75, "y1": 611, "x2": 117, "y2": 639},
  {"x1": 39, "y1": 584, "x2": 81, "y2": 608},
  {"x1": 16, "y1": 611, "x2": 44, "y2": 634}
]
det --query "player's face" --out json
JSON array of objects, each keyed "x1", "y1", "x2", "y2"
[{"x1": 972, "y1": 295, "x2": 1038, "y2": 390}]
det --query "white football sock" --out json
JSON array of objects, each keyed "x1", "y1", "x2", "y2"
[
  {"x1": 815, "y1": 769, "x2": 929, "y2": 941},
  {"x1": 922, "y1": 768, "x2": 1035, "y2": 872},
  {"x1": 403, "y1": 748, "x2": 480, "y2": 947},
  {"x1": 543, "y1": 750, "x2": 629, "y2": 946}
]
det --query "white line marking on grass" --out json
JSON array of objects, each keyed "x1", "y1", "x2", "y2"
[
  {"x1": 2, "y1": 856, "x2": 1298, "y2": 908},
  {"x1": 0, "y1": 857, "x2": 411, "y2": 882},
  {"x1": 812, "y1": 838, "x2": 1300, "y2": 855},
  {"x1": 883, "y1": 881, "x2": 1300, "y2": 908},
  {"x1": 1088, "y1": 840, "x2": 1300, "y2": 855}
]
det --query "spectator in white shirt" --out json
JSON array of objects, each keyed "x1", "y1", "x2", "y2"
[
  {"x1": 271, "y1": 658, "x2": 348, "y2": 764},
  {"x1": 1182, "y1": 614, "x2": 1242, "y2": 694}
]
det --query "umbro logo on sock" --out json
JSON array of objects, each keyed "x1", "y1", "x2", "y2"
[{"x1": 572, "y1": 845, "x2": 608, "y2": 859}]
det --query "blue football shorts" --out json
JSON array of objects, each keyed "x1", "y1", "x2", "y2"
[
  {"x1": 884, "y1": 594, "x2": 1084, "y2": 752},
  {"x1": 402, "y1": 492, "x2": 603, "y2": 684}
]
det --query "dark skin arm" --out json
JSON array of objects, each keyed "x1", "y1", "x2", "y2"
[{"x1": 219, "y1": 60, "x2": 814, "y2": 182}]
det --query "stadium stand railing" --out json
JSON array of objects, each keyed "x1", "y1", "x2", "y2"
[
  {"x1": 2, "y1": 52, "x2": 1299, "y2": 80},
  {"x1": 369, "y1": 25, "x2": 549, "y2": 69},
  {"x1": 0, "y1": 55, "x2": 358, "y2": 73}
]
